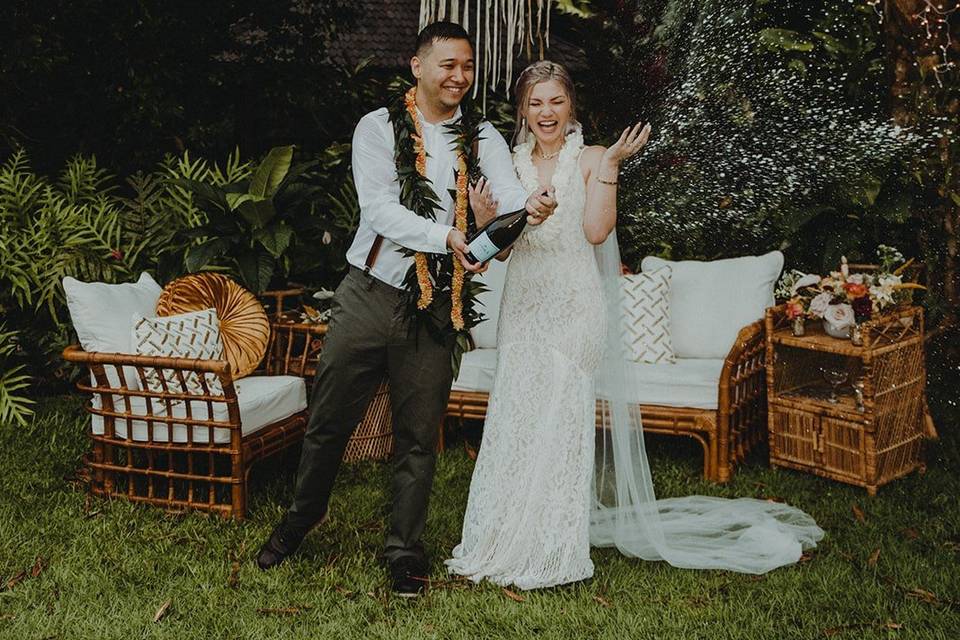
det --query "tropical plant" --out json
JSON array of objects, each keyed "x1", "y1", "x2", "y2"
[
  {"x1": 174, "y1": 145, "x2": 323, "y2": 293},
  {"x1": 0, "y1": 324, "x2": 34, "y2": 427}
]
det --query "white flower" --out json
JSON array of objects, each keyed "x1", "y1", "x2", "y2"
[
  {"x1": 878, "y1": 274, "x2": 901, "y2": 288},
  {"x1": 823, "y1": 303, "x2": 855, "y2": 330},
  {"x1": 790, "y1": 273, "x2": 821, "y2": 296},
  {"x1": 847, "y1": 273, "x2": 866, "y2": 285},
  {"x1": 870, "y1": 284, "x2": 895, "y2": 307},
  {"x1": 808, "y1": 292, "x2": 834, "y2": 318}
]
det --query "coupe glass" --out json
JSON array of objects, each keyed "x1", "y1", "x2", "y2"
[{"x1": 820, "y1": 367, "x2": 848, "y2": 404}]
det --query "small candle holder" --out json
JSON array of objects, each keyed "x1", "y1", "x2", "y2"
[
  {"x1": 791, "y1": 316, "x2": 806, "y2": 336},
  {"x1": 850, "y1": 322, "x2": 863, "y2": 346}
]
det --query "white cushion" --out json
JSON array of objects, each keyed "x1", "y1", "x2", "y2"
[
  {"x1": 63, "y1": 272, "x2": 163, "y2": 389},
  {"x1": 132, "y1": 308, "x2": 225, "y2": 397},
  {"x1": 452, "y1": 349, "x2": 722, "y2": 410},
  {"x1": 90, "y1": 375, "x2": 307, "y2": 444},
  {"x1": 615, "y1": 358, "x2": 725, "y2": 410},
  {"x1": 451, "y1": 348, "x2": 498, "y2": 393},
  {"x1": 470, "y1": 256, "x2": 510, "y2": 349},
  {"x1": 641, "y1": 251, "x2": 783, "y2": 359},
  {"x1": 620, "y1": 267, "x2": 675, "y2": 363}
]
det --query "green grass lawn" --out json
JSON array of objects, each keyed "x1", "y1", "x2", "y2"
[{"x1": 0, "y1": 395, "x2": 957, "y2": 640}]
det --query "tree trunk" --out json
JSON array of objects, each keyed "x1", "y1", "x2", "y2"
[{"x1": 882, "y1": 0, "x2": 960, "y2": 332}]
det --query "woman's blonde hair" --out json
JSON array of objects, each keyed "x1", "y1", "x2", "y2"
[{"x1": 512, "y1": 60, "x2": 579, "y2": 147}]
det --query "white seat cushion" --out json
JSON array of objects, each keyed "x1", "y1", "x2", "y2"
[
  {"x1": 91, "y1": 375, "x2": 307, "y2": 444},
  {"x1": 615, "y1": 358, "x2": 725, "y2": 410},
  {"x1": 451, "y1": 348, "x2": 498, "y2": 393},
  {"x1": 642, "y1": 251, "x2": 783, "y2": 359},
  {"x1": 469, "y1": 257, "x2": 510, "y2": 349},
  {"x1": 453, "y1": 349, "x2": 722, "y2": 411}
]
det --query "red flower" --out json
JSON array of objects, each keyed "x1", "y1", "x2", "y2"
[
  {"x1": 109, "y1": 249, "x2": 123, "y2": 260},
  {"x1": 843, "y1": 282, "x2": 868, "y2": 299}
]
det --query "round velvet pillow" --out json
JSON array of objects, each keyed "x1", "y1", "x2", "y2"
[{"x1": 156, "y1": 273, "x2": 269, "y2": 379}]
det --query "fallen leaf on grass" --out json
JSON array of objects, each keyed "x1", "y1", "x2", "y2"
[
  {"x1": 227, "y1": 561, "x2": 240, "y2": 589},
  {"x1": 901, "y1": 528, "x2": 919, "y2": 540},
  {"x1": 884, "y1": 621, "x2": 903, "y2": 630},
  {"x1": 30, "y1": 557, "x2": 44, "y2": 579},
  {"x1": 593, "y1": 595, "x2": 612, "y2": 608},
  {"x1": 799, "y1": 552, "x2": 814, "y2": 563},
  {"x1": 0, "y1": 614, "x2": 14, "y2": 621},
  {"x1": 4, "y1": 571, "x2": 26, "y2": 591},
  {"x1": 851, "y1": 503, "x2": 866, "y2": 524},
  {"x1": 153, "y1": 600, "x2": 171, "y2": 623},
  {"x1": 333, "y1": 586, "x2": 355, "y2": 598},
  {"x1": 502, "y1": 588, "x2": 525, "y2": 603},
  {"x1": 867, "y1": 548, "x2": 881, "y2": 566},
  {"x1": 905, "y1": 588, "x2": 938, "y2": 604}
]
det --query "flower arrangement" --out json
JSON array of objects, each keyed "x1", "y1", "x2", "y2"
[{"x1": 775, "y1": 246, "x2": 924, "y2": 335}]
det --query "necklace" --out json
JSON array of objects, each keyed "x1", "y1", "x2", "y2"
[{"x1": 537, "y1": 146, "x2": 561, "y2": 160}]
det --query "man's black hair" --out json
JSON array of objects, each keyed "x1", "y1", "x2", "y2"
[{"x1": 415, "y1": 21, "x2": 472, "y2": 57}]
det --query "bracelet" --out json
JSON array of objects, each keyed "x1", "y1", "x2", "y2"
[{"x1": 595, "y1": 175, "x2": 618, "y2": 185}]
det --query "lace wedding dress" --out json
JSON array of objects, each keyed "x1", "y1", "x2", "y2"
[{"x1": 445, "y1": 129, "x2": 824, "y2": 590}]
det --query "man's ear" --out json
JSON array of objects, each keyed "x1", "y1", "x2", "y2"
[{"x1": 411, "y1": 56, "x2": 422, "y2": 80}]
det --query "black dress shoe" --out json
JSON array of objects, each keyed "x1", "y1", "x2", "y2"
[
  {"x1": 390, "y1": 556, "x2": 429, "y2": 598},
  {"x1": 256, "y1": 520, "x2": 307, "y2": 570}
]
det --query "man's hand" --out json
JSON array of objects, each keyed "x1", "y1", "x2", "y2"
[
  {"x1": 468, "y1": 177, "x2": 499, "y2": 228},
  {"x1": 447, "y1": 228, "x2": 488, "y2": 273},
  {"x1": 525, "y1": 188, "x2": 557, "y2": 226}
]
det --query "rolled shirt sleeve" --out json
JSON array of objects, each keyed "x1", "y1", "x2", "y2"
[{"x1": 352, "y1": 112, "x2": 453, "y2": 254}]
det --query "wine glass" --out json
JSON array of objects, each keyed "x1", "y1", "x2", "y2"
[{"x1": 820, "y1": 367, "x2": 848, "y2": 404}]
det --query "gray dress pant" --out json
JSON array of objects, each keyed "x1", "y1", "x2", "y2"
[{"x1": 286, "y1": 266, "x2": 454, "y2": 564}]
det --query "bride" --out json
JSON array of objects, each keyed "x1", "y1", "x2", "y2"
[{"x1": 445, "y1": 61, "x2": 824, "y2": 590}]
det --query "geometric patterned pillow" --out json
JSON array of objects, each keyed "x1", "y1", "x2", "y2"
[
  {"x1": 132, "y1": 308, "x2": 225, "y2": 397},
  {"x1": 619, "y1": 266, "x2": 676, "y2": 364}
]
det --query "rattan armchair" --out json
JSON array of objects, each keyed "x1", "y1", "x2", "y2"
[
  {"x1": 63, "y1": 345, "x2": 307, "y2": 519},
  {"x1": 446, "y1": 317, "x2": 769, "y2": 483}
]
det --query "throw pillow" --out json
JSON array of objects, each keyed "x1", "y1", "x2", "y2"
[
  {"x1": 62, "y1": 272, "x2": 163, "y2": 388},
  {"x1": 132, "y1": 308, "x2": 225, "y2": 397},
  {"x1": 620, "y1": 266, "x2": 675, "y2": 364}
]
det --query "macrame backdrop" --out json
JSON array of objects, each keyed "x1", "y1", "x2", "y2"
[{"x1": 419, "y1": 0, "x2": 555, "y2": 102}]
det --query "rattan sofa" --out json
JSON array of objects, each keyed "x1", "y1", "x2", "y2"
[{"x1": 446, "y1": 254, "x2": 779, "y2": 482}]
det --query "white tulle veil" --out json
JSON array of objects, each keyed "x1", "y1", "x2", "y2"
[{"x1": 590, "y1": 230, "x2": 825, "y2": 574}]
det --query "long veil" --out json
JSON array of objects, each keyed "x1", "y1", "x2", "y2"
[{"x1": 590, "y1": 230, "x2": 824, "y2": 574}]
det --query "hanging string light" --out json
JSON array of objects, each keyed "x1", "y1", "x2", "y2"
[{"x1": 420, "y1": 0, "x2": 555, "y2": 104}]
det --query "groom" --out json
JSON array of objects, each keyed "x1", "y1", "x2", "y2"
[{"x1": 256, "y1": 21, "x2": 556, "y2": 597}]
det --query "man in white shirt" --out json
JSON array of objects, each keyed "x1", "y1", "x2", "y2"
[{"x1": 257, "y1": 21, "x2": 556, "y2": 597}]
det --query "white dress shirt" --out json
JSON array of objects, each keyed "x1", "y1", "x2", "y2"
[{"x1": 346, "y1": 106, "x2": 531, "y2": 288}]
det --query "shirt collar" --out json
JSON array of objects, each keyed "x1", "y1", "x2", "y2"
[{"x1": 416, "y1": 105, "x2": 463, "y2": 130}]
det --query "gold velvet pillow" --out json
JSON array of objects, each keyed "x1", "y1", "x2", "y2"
[{"x1": 156, "y1": 273, "x2": 269, "y2": 379}]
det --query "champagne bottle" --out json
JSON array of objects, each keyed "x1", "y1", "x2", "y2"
[{"x1": 464, "y1": 191, "x2": 548, "y2": 265}]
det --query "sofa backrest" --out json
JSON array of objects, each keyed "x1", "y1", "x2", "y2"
[{"x1": 641, "y1": 251, "x2": 783, "y2": 359}]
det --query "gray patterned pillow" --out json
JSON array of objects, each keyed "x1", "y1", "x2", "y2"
[
  {"x1": 132, "y1": 308, "x2": 225, "y2": 396},
  {"x1": 619, "y1": 266, "x2": 675, "y2": 364}
]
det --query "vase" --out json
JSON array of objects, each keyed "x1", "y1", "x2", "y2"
[
  {"x1": 791, "y1": 316, "x2": 805, "y2": 336},
  {"x1": 822, "y1": 319, "x2": 852, "y2": 339}
]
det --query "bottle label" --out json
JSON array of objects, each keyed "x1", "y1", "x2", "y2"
[{"x1": 466, "y1": 232, "x2": 500, "y2": 263}]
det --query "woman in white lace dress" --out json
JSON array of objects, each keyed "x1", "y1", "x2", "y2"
[{"x1": 446, "y1": 61, "x2": 823, "y2": 590}]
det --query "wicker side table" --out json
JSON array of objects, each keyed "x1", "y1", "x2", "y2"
[
  {"x1": 264, "y1": 315, "x2": 393, "y2": 463},
  {"x1": 764, "y1": 304, "x2": 929, "y2": 495}
]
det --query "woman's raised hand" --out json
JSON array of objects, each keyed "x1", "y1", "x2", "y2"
[
  {"x1": 468, "y1": 177, "x2": 499, "y2": 227},
  {"x1": 603, "y1": 122, "x2": 651, "y2": 164}
]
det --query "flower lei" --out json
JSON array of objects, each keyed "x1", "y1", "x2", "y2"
[{"x1": 388, "y1": 86, "x2": 485, "y2": 350}]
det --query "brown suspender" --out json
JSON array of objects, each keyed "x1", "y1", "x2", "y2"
[{"x1": 363, "y1": 137, "x2": 479, "y2": 273}]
